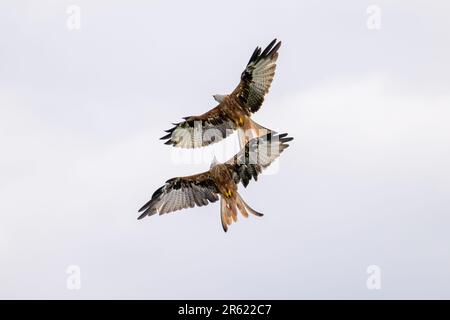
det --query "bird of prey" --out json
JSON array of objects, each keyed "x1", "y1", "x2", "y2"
[
  {"x1": 138, "y1": 132, "x2": 293, "y2": 232},
  {"x1": 160, "y1": 39, "x2": 282, "y2": 149}
]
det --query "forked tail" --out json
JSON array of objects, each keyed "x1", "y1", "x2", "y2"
[
  {"x1": 238, "y1": 119, "x2": 275, "y2": 149},
  {"x1": 220, "y1": 192, "x2": 263, "y2": 232}
]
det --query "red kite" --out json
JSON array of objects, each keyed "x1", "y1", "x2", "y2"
[
  {"x1": 138, "y1": 132, "x2": 293, "y2": 232},
  {"x1": 160, "y1": 39, "x2": 282, "y2": 149}
]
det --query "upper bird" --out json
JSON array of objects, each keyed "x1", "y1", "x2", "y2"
[
  {"x1": 161, "y1": 39, "x2": 282, "y2": 149},
  {"x1": 139, "y1": 132, "x2": 293, "y2": 232}
]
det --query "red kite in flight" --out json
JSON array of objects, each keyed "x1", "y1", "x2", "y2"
[
  {"x1": 160, "y1": 39, "x2": 282, "y2": 149},
  {"x1": 138, "y1": 132, "x2": 293, "y2": 232}
]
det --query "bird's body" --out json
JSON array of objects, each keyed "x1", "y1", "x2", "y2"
[
  {"x1": 161, "y1": 39, "x2": 282, "y2": 149},
  {"x1": 138, "y1": 133, "x2": 293, "y2": 231},
  {"x1": 209, "y1": 162, "x2": 236, "y2": 198}
]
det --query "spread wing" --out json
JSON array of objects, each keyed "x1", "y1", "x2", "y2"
[
  {"x1": 231, "y1": 39, "x2": 281, "y2": 113},
  {"x1": 138, "y1": 171, "x2": 219, "y2": 219},
  {"x1": 160, "y1": 106, "x2": 237, "y2": 148},
  {"x1": 225, "y1": 132, "x2": 293, "y2": 187}
]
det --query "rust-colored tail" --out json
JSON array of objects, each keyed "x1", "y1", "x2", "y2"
[
  {"x1": 220, "y1": 192, "x2": 263, "y2": 232},
  {"x1": 238, "y1": 119, "x2": 274, "y2": 149}
]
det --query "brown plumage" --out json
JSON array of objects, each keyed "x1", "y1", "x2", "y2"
[
  {"x1": 160, "y1": 39, "x2": 282, "y2": 149},
  {"x1": 138, "y1": 132, "x2": 293, "y2": 232}
]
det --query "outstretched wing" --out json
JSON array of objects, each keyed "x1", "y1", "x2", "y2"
[
  {"x1": 138, "y1": 171, "x2": 219, "y2": 219},
  {"x1": 225, "y1": 132, "x2": 293, "y2": 187},
  {"x1": 231, "y1": 39, "x2": 281, "y2": 113},
  {"x1": 160, "y1": 106, "x2": 237, "y2": 148}
]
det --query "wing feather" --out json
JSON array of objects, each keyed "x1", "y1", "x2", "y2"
[
  {"x1": 138, "y1": 171, "x2": 219, "y2": 219},
  {"x1": 160, "y1": 106, "x2": 237, "y2": 149},
  {"x1": 232, "y1": 39, "x2": 281, "y2": 113},
  {"x1": 225, "y1": 132, "x2": 293, "y2": 187}
]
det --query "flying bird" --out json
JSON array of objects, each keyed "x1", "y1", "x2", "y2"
[
  {"x1": 138, "y1": 132, "x2": 293, "y2": 232},
  {"x1": 160, "y1": 39, "x2": 282, "y2": 149}
]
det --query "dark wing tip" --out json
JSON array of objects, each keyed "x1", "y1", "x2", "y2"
[
  {"x1": 248, "y1": 39, "x2": 281, "y2": 63},
  {"x1": 137, "y1": 200, "x2": 153, "y2": 218},
  {"x1": 280, "y1": 133, "x2": 293, "y2": 141},
  {"x1": 138, "y1": 185, "x2": 165, "y2": 216},
  {"x1": 258, "y1": 38, "x2": 282, "y2": 61},
  {"x1": 261, "y1": 39, "x2": 277, "y2": 57},
  {"x1": 160, "y1": 133, "x2": 172, "y2": 140},
  {"x1": 278, "y1": 133, "x2": 293, "y2": 150},
  {"x1": 247, "y1": 47, "x2": 259, "y2": 66},
  {"x1": 269, "y1": 40, "x2": 282, "y2": 57},
  {"x1": 137, "y1": 211, "x2": 148, "y2": 220},
  {"x1": 137, "y1": 199, "x2": 159, "y2": 218},
  {"x1": 164, "y1": 127, "x2": 176, "y2": 133},
  {"x1": 276, "y1": 133, "x2": 293, "y2": 141},
  {"x1": 161, "y1": 124, "x2": 178, "y2": 142},
  {"x1": 138, "y1": 201, "x2": 151, "y2": 213}
]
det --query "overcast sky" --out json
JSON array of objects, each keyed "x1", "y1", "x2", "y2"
[{"x1": 1, "y1": 0, "x2": 449, "y2": 299}]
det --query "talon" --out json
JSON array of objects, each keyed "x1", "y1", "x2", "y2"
[{"x1": 224, "y1": 189, "x2": 233, "y2": 198}]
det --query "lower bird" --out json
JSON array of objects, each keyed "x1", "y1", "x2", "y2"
[{"x1": 138, "y1": 132, "x2": 293, "y2": 232}]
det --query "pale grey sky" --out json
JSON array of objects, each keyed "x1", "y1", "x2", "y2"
[{"x1": 1, "y1": 0, "x2": 449, "y2": 299}]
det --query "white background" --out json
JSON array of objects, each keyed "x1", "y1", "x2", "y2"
[{"x1": 1, "y1": 0, "x2": 449, "y2": 299}]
